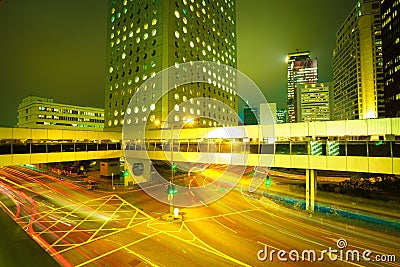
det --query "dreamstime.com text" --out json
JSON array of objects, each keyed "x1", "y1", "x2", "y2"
[{"x1": 257, "y1": 238, "x2": 397, "y2": 263}]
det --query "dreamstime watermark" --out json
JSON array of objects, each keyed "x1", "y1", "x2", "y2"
[{"x1": 257, "y1": 238, "x2": 397, "y2": 263}]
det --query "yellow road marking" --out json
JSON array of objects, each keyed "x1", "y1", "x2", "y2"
[
  {"x1": 112, "y1": 194, "x2": 153, "y2": 219},
  {"x1": 51, "y1": 217, "x2": 154, "y2": 256},
  {"x1": 183, "y1": 208, "x2": 260, "y2": 223},
  {"x1": 211, "y1": 217, "x2": 237, "y2": 233},
  {"x1": 162, "y1": 222, "x2": 251, "y2": 266},
  {"x1": 0, "y1": 175, "x2": 36, "y2": 194},
  {"x1": 45, "y1": 195, "x2": 115, "y2": 251},
  {"x1": 87, "y1": 201, "x2": 125, "y2": 242},
  {"x1": 75, "y1": 232, "x2": 161, "y2": 267},
  {"x1": 123, "y1": 247, "x2": 160, "y2": 267},
  {"x1": 127, "y1": 210, "x2": 139, "y2": 228},
  {"x1": 34, "y1": 194, "x2": 113, "y2": 222}
]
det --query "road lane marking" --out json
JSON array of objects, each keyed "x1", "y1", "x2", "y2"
[
  {"x1": 161, "y1": 222, "x2": 251, "y2": 267},
  {"x1": 45, "y1": 195, "x2": 116, "y2": 251},
  {"x1": 87, "y1": 201, "x2": 125, "y2": 242},
  {"x1": 75, "y1": 232, "x2": 161, "y2": 267},
  {"x1": 183, "y1": 208, "x2": 260, "y2": 223},
  {"x1": 211, "y1": 217, "x2": 237, "y2": 233},
  {"x1": 239, "y1": 213, "x2": 263, "y2": 225},
  {"x1": 51, "y1": 217, "x2": 154, "y2": 256},
  {"x1": 124, "y1": 247, "x2": 160, "y2": 267},
  {"x1": 200, "y1": 200, "x2": 208, "y2": 207}
]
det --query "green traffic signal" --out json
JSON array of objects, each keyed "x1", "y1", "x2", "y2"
[
  {"x1": 123, "y1": 170, "x2": 129, "y2": 177},
  {"x1": 167, "y1": 184, "x2": 177, "y2": 194},
  {"x1": 375, "y1": 141, "x2": 383, "y2": 146},
  {"x1": 265, "y1": 176, "x2": 272, "y2": 187},
  {"x1": 171, "y1": 164, "x2": 177, "y2": 170}
]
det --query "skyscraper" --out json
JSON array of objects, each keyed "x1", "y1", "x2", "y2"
[
  {"x1": 333, "y1": 0, "x2": 384, "y2": 120},
  {"x1": 105, "y1": 0, "x2": 238, "y2": 131},
  {"x1": 286, "y1": 51, "x2": 318, "y2": 122},
  {"x1": 382, "y1": 0, "x2": 400, "y2": 117}
]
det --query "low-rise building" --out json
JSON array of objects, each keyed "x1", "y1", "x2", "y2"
[{"x1": 17, "y1": 96, "x2": 104, "y2": 131}]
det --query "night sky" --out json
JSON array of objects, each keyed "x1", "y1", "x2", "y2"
[{"x1": 0, "y1": 0, "x2": 356, "y2": 127}]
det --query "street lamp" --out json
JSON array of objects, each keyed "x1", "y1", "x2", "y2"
[
  {"x1": 154, "y1": 118, "x2": 194, "y2": 218},
  {"x1": 153, "y1": 120, "x2": 177, "y2": 217}
]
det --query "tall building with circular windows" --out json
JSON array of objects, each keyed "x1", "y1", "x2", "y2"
[{"x1": 105, "y1": 0, "x2": 237, "y2": 130}]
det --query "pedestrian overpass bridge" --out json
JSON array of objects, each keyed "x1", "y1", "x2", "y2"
[
  {"x1": 0, "y1": 128, "x2": 123, "y2": 167},
  {"x1": 1, "y1": 118, "x2": 399, "y2": 175},
  {"x1": 1, "y1": 118, "x2": 399, "y2": 211},
  {"x1": 125, "y1": 117, "x2": 400, "y2": 175}
]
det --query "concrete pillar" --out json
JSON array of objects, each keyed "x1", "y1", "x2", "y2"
[
  {"x1": 306, "y1": 170, "x2": 310, "y2": 209},
  {"x1": 306, "y1": 169, "x2": 317, "y2": 211}
]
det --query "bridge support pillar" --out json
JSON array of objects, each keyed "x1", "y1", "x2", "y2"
[{"x1": 305, "y1": 169, "x2": 317, "y2": 211}]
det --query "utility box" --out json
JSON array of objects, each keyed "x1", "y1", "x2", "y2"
[{"x1": 100, "y1": 161, "x2": 120, "y2": 177}]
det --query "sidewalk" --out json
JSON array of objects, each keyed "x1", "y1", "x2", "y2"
[{"x1": 0, "y1": 209, "x2": 59, "y2": 267}]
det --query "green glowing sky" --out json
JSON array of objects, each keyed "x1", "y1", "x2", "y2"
[{"x1": 0, "y1": 0, "x2": 356, "y2": 127}]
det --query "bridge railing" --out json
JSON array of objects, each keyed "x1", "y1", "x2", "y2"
[
  {"x1": 0, "y1": 142, "x2": 122, "y2": 155},
  {"x1": 124, "y1": 139, "x2": 400, "y2": 158}
]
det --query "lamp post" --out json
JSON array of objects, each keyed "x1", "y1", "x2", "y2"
[
  {"x1": 170, "y1": 124, "x2": 174, "y2": 217},
  {"x1": 154, "y1": 118, "x2": 194, "y2": 218},
  {"x1": 154, "y1": 119, "x2": 175, "y2": 217}
]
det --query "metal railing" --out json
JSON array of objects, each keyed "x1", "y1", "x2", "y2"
[{"x1": 124, "y1": 139, "x2": 400, "y2": 158}]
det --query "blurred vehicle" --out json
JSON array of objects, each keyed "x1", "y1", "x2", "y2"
[{"x1": 87, "y1": 181, "x2": 99, "y2": 190}]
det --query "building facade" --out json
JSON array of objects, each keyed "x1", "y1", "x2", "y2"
[
  {"x1": 276, "y1": 108, "x2": 288, "y2": 124},
  {"x1": 259, "y1": 103, "x2": 276, "y2": 125},
  {"x1": 286, "y1": 51, "x2": 318, "y2": 123},
  {"x1": 243, "y1": 107, "x2": 258, "y2": 125},
  {"x1": 105, "y1": 0, "x2": 238, "y2": 131},
  {"x1": 296, "y1": 82, "x2": 333, "y2": 122},
  {"x1": 382, "y1": 0, "x2": 400, "y2": 117},
  {"x1": 17, "y1": 96, "x2": 104, "y2": 131},
  {"x1": 333, "y1": 0, "x2": 384, "y2": 120}
]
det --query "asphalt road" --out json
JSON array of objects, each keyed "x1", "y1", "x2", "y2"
[{"x1": 0, "y1": 166, "x2": 398, "y2": 266}]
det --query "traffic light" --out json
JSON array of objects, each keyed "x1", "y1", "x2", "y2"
[
  {"x1": 265, "y1": 176, "x2": 272, "y2": 187},
  {"x1": 123, "y1": 169, "x2": 129, "y2": 177},
  {"x1": 375, "y1": 141, "x2": 383, "y2": 146},
  {"x1": 167, "y1": 184, "x2": 177, "y2": 194},
  {"x1": 171, "y1": 164, "x2": 177, "y2": 170}
]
